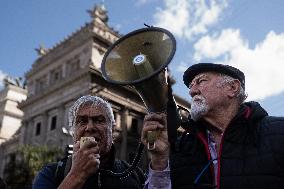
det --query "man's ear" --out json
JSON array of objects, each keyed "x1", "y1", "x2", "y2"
[{"x1": 228, "y1": 79, "x2": 241, "y2": 98}]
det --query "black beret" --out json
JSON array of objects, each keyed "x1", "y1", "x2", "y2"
[{"x1": 183, "y1": 63, "x2": 245, "y2": 89}]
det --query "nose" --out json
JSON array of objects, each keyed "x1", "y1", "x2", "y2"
[
  {"x1": 189, "y1": 84, "x2": 200, "y2": 98},
  {"x1": 85, "y1": 119, "x2": 95, "y2": 132}
]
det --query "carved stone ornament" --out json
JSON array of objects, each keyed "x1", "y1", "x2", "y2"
[
  {"x1": 35, "y1": 45, "x2": 48, "y2": 56},
  {"x1": 87, "y1": 4, "x2": 109, "y2": 24}
]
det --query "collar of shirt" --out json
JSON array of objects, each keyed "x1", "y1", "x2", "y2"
[{"x1": 207, "y1": 130, "x2": 218, "y2": 185}]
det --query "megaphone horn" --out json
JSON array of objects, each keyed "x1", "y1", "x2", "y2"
[{"x1": 101, "y1": 27, "x2": 176, "y2": 150}]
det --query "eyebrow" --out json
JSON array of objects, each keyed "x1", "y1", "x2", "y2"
[
  {"x1": 76, "y1": 114, "x2": 106, "y2": 120},
  {"x1": 192, "y1": 74, "x2": 209, "y2": 82},
  {"x1": 76, "y1": 114, "x2": 106, "y2": 118}
]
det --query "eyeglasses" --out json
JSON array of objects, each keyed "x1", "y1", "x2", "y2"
[{"x1": 193, "y1": 158, "x2": 217, "y2": 188}]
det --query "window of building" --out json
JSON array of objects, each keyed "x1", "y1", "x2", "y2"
[
  {"x1": 129, "y1": 118, "x2": 138, "y2": 135},
  {"x1": 50, "y1": 66, "x2": 62, "y2": 84},
  {"x1": 54, "y1": 72, "x2": 59, "y2": 80},
  {"x1": 35, "y1": 76, "x2": 47, "y2": 94},
  {"x1": 66, "y1": 55, "x2": 80, "y2": 76},
  {"x1": 50, "y1": 116, "x2": 57, "y2": 130},
  {"x1": 35, "y1": 122, "x2": 41, "y2": 136}
]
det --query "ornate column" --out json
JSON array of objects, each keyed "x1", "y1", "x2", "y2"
[
  {"x1": 119, "y1": 108, "x2": 129, "y2": 160},
  {"x1": 41, "y1": 111, "x2": 48, "y2": 144},
  {"x1": 57, "y1": 104, "x2": 65, "y2": 130},
  {"x1": 26, "y1": 119, "x2": 34, "y2": 144},
  {"x1": 19, "y1": 120, "x2": 28, "y2": 145}
]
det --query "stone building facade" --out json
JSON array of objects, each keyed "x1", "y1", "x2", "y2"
[
  {"x1": 0, "y1": 4, "x2": 190, "y2": 177},
  {"x1": 0, "y1": 83, "x2": 27, "y2": 144},
  {"x1": 0, "y1": 81, "x2": 27, "y2": 177}
]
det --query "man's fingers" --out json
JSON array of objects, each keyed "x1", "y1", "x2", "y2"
[
  {"x1": 94, "y1": 154, "x2": 100, "y2": 159},
  {"x1": 88, "y1": 153, "x2": 100, "y2": 160},
  {"x1": 144, "y1": 113, "x2": 166, "y2": 125},
  {"x1": 142, "y1": 120, "x2": 166, "y2": 140},
  {"x1": 80, "y1": 140, "x2": 98, "y2": 149},
  {"x1": 144, "y1": 121, "x2": 165, "y2": 130},
  {"x1": 141, "y1": 113, "x2": 168, "y2": 151},
  {"x1": 85, "y1": 146, "x2": 100, "y2": 155},
  {"x1": 75, "y1": 140, "x2": 100, "y2": 156}
]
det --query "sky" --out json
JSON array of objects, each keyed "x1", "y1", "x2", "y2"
[{"x1": 0, "y1": 0, "x2": 283, "y2": 116}]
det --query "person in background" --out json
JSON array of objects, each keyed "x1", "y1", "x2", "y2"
[{"x1": 142, "y1": 63, "x2": 284, "y2": 189}]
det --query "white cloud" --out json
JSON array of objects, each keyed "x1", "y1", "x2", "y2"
[
  {"x1": 153, "y1": 0, "x2": 228, "y2": 40},
  {"x1": 193, "y1": 29, "x2": 284, "y2": 101},
  {"x1": 0, "y1": 70, "x2": 7, "y2": 89},
  {"x1": 135, "y1": 0, "x2": 156, "y2": 6},
  {"x1": 194, "y1": 29, "x2": 247, "y2": 61}
]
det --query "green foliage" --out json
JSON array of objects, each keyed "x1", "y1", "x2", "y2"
[
  {"x1": 4, "y1": 145, "x2": 63, "y2": 189},
  {"x1": 19, "y1": 145, "x2": 63, "y2": 179},
  {"x1": 3, "y1": 159, "x2": 29, "y2": 189}
]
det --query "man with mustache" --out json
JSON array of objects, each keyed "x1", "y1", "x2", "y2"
[
  {"x1": 33, "y1": 95, "x2": 145, "y2": 189},
  {"x1": 142, "y1": 63, "x2": 284, "y2": 189}
]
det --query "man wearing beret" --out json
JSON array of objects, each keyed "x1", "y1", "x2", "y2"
[{"x1": 142, "y1": 63, "x2": 284, "y2": 189}]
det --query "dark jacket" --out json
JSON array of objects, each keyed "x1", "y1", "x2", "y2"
[
  {"x1": 170, "y1": 101, "x2": 284, "y2": 189},
  {"x1": 33, "y1": 146, "x2": 145, "y2": 189}
]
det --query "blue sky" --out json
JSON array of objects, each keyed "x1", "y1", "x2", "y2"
[{"x1": 0, "y1": 0, "x2": 283, "y2": 116}]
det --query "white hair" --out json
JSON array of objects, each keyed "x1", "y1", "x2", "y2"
[
  {"x1": 190, "y1": 95, "x2": 209, "y2": 121},
  {"x1": 68, "y1": 95, "x2": 115, "y2": 131},
  {"x1": 218, "y1": 74, "x2": 247, "y2": 103}
]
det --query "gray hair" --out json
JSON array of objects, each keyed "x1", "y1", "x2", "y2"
[
  {"x1": 68, "y1": 95, "x2": 115, "y2": 131},
  {"x1": 218, "y1": 73, "x2": 247, "y2": 103}
]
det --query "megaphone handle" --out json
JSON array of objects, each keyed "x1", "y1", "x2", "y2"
[{"x1": 147, "y1": 130, "x2": 160, "y2": 150}]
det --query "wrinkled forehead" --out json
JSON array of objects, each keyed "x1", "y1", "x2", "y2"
[
  {"x1": 191, "y1": 72, "x2": 220, "y2": 82},
  {"x1": 76, "y1": 103, "x2": 108, "y2": 118}
]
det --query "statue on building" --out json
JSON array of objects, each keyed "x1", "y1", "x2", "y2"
[
  {"x1": 35, "y1": 45, "x2": 48, "y2": 56},
  {"x1": 3, "y1": 76, "x2": 26, "y2": 89},
  {"x1": 87, "y1": 4, "x2": 109, "y2": 25}
]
